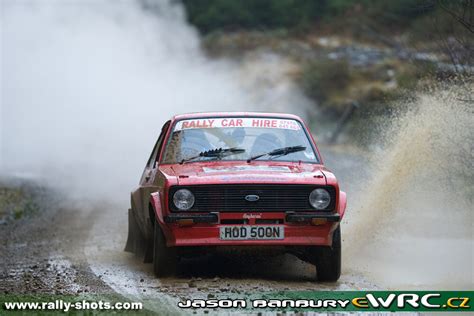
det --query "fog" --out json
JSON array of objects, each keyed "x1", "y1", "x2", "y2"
[{"x1": 1, "y1": 0, "x2": 310, "y2": 202}]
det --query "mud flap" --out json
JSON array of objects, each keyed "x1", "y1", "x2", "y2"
[{"x1": 124, "y1": 209, "x2": 140, "y2": 253}]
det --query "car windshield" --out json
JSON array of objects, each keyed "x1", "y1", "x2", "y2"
[{"x1": 161, "y1": 117, "x2": 319, "y2": 164}]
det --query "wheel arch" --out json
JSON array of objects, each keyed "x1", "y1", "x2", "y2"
[
  {"x1": 337, "y1": 190, "x2": 347, "y2": 219},
  {"x1": 149, "y1": 191, "x2": 164, "y2": 224},
  {"x1": 149, "y1": 191, "x2": 174, "y2": 246}
]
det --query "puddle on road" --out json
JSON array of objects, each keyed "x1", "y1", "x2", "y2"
[{"x1": 85, "y1": 202, "x2": 377, "y2": 315}]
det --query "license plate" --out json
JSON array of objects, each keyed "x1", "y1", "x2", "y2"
[{"x1": 219, "y1": 225, "x2": 284, "y2": 240}]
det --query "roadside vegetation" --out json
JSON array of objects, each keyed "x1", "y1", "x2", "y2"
[
  {"x1": 182, "y1": 0, "x2": 429, "y2": 35},
  {"x1": 0, "y1": 184, "x2": 44, "y2": 224},
  {"x1": 177, "y1": 0, "x2": 472, "y2": 146}
]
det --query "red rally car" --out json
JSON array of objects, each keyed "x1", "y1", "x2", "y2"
[{"x1": 125, "y1": 112, "x2": 346, "y2": 281}]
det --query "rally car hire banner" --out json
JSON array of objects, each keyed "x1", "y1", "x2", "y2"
[{"x1": 174, "y1": 118, "x2": 301, "y2": 131}]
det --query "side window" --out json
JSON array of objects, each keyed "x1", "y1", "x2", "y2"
[
  {"x1": 146, "y1": 120, "x2": 170, "y2": 169},
  {"x1": 141, "y1": 121, "x2": 170, "y2": 184}
]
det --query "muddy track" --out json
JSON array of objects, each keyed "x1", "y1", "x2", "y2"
[
  {"x1": 0, "y1": 191, "x2": 115, "y2": 296},
  {"x1": 0, "y1": 148, "x2": 374, "y2": 314}
]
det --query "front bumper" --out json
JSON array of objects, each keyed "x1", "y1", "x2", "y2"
[{"x1": 162, "y1": 212, "x2": 339, "y2": 247}]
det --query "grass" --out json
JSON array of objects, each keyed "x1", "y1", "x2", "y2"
[{"x1": 0, "y1": 186, "x2": 38, "y2": 223}]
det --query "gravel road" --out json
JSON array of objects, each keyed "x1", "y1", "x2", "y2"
[{"x1": 0, "y1": 147, "x2": 375, "y2": 314}]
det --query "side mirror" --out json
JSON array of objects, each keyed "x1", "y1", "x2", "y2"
[{"x1": 144, "y1": 169, "x2": 152, "y2": 182}]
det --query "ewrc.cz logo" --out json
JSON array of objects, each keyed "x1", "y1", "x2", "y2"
[{"x1": 352, "y1": 293, "x2": 470, "y2": 310}]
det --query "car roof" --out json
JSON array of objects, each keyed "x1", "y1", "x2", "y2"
[{"x1": 171, "y1": 112, "x2": 303, "y2": 121}]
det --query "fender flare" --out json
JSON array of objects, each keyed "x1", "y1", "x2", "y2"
[
  {"x1": 149, "y1": 192, "x2": 165, "y2": 225},
  {"x1": 149, "y1": 192, "x2": 175, "y2": 246},
  {"x1": 338, "y1": 191, "x2": 347, "y2": 219}
]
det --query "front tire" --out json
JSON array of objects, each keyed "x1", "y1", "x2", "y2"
[
  {"x1": 153, "y1": 223, "x2": 177, "y2": 277},
  {"x1": 315, "y1": 226, "x2": 341, "y2": 282}
]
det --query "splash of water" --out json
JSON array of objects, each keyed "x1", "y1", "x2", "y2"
[{"x1": 343, "y1": 85, "x2": 473, "y2": 289}]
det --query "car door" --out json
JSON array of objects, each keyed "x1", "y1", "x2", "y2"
[{"x1": 132, "y1": 120, "x2": 171, "y2": 236}]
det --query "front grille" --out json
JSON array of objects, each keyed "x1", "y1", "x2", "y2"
[{"x1": 169, "y1": 184, "x2": 336, "y2": 212}]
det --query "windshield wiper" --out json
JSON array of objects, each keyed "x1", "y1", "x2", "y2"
[
  {"x1": 247, "y1": 145, "x2": 306, "y2": 163},
  {"x1": 180, "y1": 147, "x2": 246, "y2": 164}
]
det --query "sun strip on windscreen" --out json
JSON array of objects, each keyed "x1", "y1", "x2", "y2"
[{"x1": 174, "y1": 118, "x2": 301, "y2": 131}]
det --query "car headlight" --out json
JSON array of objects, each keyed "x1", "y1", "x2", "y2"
[
  {"x1": 173, "y1": 189, "x2": 195, "y2": 211},
  {"x1": 309, "y1": 188, "x2": 331, "y2": 210}
]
